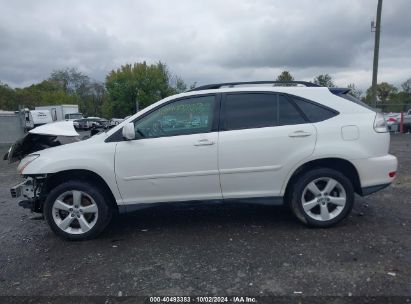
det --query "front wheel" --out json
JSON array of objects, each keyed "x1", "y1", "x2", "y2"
[
  {"x1": 289, "y1": 168, "x2": 354, "y2": 228},
  {"x1": 44, "y1": 181, "x2": 112, "y2": 240}
]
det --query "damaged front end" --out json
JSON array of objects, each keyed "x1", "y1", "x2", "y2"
[
  {"x1": 10, "y1": 176, "x2": 47, "y2": 213},
  {"x1": 3, "y1": 121, "x2": 81, "y2": 164},
  {"x1": 6, "y1": 121, "x2": 82, "y2": 213}
]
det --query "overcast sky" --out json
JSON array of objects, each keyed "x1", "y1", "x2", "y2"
[{"x1": 1, "y1": 0, "x2": 410, "y2": 91}]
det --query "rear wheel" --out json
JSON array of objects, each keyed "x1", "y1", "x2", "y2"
[
  {"x1": 44, "y1": 180, "x2": 112, "y2": 240},
  {"x1": 289, "y1": 168, "x2": 354, "y2": 227}
]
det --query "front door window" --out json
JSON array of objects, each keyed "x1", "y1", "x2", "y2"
[{"x1": 133, "y1": 95, "x2": 216, "y2": 139}]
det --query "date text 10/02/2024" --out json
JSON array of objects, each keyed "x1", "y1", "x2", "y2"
[{"x1": 149, "y1": 296, "x2": 257, "y2": 303}]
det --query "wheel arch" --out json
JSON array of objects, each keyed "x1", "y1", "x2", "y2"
[
  {"x1": 283, "y1": 157, "x2": 362, "y2": 201},
  {"x1": 42, "y1": 169, "x2": 118, "y2": 213}
]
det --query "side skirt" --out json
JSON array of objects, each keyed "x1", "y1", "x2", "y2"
[{"x1": 118, "y1": 196, "x2": 284, "y2": 214}]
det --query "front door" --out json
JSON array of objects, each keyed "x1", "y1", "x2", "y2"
[
  {"x1": 115, "y1": 94, "x2": 222, "y2": 205},
  {"x1": 218, "y1": 92, "x2": 317, "y2": 199}
]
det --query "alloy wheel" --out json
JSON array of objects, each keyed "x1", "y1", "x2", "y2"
[
  {"x1": 52, "y1": 190, "x2": 99, "y2": 234},
  {"x1": 301, "y1": 177, "x2": 347, "y2": 221}
]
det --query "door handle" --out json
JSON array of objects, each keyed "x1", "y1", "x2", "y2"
[
  {"x1": 194, "y1": 139, "x2": 215, "y2": 146},
  {"x1": 288, "y1": 130, "x2": 312, "y2": 138}
]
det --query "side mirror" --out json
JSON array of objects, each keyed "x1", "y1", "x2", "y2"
[{"x1": 122, "y1": 122, "x2": 135, "y2": 140}]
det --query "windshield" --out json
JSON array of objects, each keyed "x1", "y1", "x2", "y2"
[{"x1": 69, "y1": 113, "x2": 83, "y2": 119}]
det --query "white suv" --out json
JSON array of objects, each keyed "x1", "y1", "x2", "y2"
[{"x1": 11, "y1": 81, "x2": 398, "y2": 240}]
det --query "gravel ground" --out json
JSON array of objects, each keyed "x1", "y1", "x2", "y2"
[{"x1": 0, "y1": 134, "x2": 410, "y2": 297}]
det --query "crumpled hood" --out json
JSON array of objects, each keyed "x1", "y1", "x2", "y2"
[
  {"x1": 29, "y1": 121, "x2": 79, "y2": 136},
  {"x1": 33, "y1": 132, "x2": 106, "y2": 158},
  {"x1": 3, "y1": 121, "x2": 81, "y2": 163}
]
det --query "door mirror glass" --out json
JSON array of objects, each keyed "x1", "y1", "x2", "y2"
[{"x1": 122, "y1": 122, "x2": 135, "y2": 140}]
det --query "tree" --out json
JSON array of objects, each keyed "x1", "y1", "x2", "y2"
[
  {"x1": 87, "y1": 82, "x2": 106, "y2": 117},
  {"x1": 49, "y1": 68, "x2": 89, "y2": 114},
  {"x1": 365, "y1": 82, "x2": 398, "y2": 103},
  {"x1": 1, "y1": 63, "x2": 191, "y2": 117},
  {"x1": 49, "y1": 68, "x2": 90, "y2": 95},
  {"x1": 172, "y1": 76, "x2": 190, "y2": 94},
  {"x1": 276, "y1": 71, "x2": 294, "y2": 82},
  {"x1": 347, "y1": 83, "x2": 363, "y2": 99},
  {"x1": 49, "y1": 68, "x2": 109, "y2": 116},
  {"x1": 14, "y1": 80, "x2": 77, "y2": 109},
  {"x1": 104, "y1": 62, "x2": 189, "y2": 118},
  {"x1": 0, "y1": 82, "x2": 17, "y2": 110},
  {"x1": 389, "y1": 92, "x2": 411, "y2": 112},
  {"x1": 0, "y1": 79, "x2": 81, "y2": 111},
  {"x1": 402, "y1": 78, "x2": 411, "y2": 94},
  {"x1": 365, "y1": 82, "x2": 399, "y2": 111},
  {"x1": 313, "y1": 74, "x2": 335, "y2": 87},
  {"x1": 275, "y1": 70, "x2": 295, "y2": 86}
]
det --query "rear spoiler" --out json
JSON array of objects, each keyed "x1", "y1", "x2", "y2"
[
  {"x1": 329, "y1": 88, "x2": 351, "y2": 95},
  {"x1": 329, "y1": 88, "x2": 374, "y2": 110}
]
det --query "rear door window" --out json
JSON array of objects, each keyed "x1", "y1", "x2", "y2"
[
  {"x1": 278, "y1": 95, "x2": 306, "y2": 125},
  {"x1": 222, "y1": 93, "x2": 277, "y2": 130}
]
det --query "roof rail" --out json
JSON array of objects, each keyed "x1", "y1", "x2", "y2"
[{"x1": 188, "y1": 81, "x2": 320, "y2": 92}]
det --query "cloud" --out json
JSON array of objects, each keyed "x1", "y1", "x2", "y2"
[{"x1": 0, "y1": 0, "x2": 410, "y2": 91}]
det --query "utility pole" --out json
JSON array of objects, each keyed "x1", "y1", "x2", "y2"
[{"x1": 371, "y1": 0, "x2": 383, "y2": 108}]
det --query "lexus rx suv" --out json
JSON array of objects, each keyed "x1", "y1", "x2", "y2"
[{"x1": 10, "y1": 81, "x2": 398, "y2": 240}]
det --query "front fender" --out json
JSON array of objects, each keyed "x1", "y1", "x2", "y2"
[{"x1": 21, "y1": 141, "x2": 122, "y2": 202}]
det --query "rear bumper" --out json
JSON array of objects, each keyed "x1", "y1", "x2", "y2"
[
  {"x1": 361, "y1": 183, "x2": 390, "y2": 196},
  {"x1": 351, "y1": 154, "x2": 398, "y2": 195}
]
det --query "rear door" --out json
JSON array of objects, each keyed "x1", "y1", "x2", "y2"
[{"x1": 218, "y1": 92, "x2": 317, "y2": 199}]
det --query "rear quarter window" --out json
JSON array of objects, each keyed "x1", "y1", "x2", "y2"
[{"x1": 291, "y1": 96, "x2": 338, "y2": 123}]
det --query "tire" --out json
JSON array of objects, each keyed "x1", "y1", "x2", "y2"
[
  {"x1": 289, "y1": 168, "x2": 354, "y2": 228},
  {"x1": 44, "y1": 180, "x2": 112, "y2": 240}
]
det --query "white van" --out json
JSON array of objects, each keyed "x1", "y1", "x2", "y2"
[
  {"x1": 24, "y1": 110, "x2": 53, "y2": 130},
  {"x1": 35, "y1": 105, "x2": 80, "y2": 122}
]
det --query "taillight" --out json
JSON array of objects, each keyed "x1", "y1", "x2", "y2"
[
  {"x1": 373, "y1": 112, "x2": 388, "y2": 133},
  {"x1": 389, "y1": 171, "x2": 396, "y2": 178}
]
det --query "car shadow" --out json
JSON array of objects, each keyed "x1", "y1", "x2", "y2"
[{"x1": 100, "y1": 202, "x2": 299, "y2": 239}]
